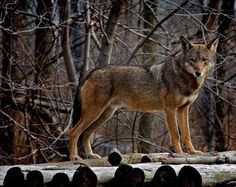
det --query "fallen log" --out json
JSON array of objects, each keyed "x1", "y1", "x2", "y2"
[
  {"x1": 0, "y1": 151, "x2": 236, "y2": 186},
  {"x1": 84, "y1": 150, "x2": 236, "y2": 166}
]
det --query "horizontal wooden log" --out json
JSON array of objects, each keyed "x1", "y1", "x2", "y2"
[
  {"x1": 83, "y1": 150, "x2": 236, "y2": 166},
  {"x1": 0, "y1": 151, "x2": 236, "y2": 186}
]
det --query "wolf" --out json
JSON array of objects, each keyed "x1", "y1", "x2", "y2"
[{"x1": 69, "y1": 36, "x2": 218, "y2": 162}]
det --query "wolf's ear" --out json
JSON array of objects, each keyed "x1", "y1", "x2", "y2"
[
  {"x1": 180, "y1": 36, "x2": 193, "y2": 52},
  {"x1": 207, "y1": 37, "x2": 219, "y2": 54}
]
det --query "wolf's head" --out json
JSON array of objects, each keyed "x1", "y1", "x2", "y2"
[{"x1": 180, "y1": 36, "x2": 219, "y2": 78}]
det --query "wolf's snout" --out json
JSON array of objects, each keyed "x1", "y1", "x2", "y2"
[{"x1": 195, "y1": 71, "x2": 203, "y2": 77}]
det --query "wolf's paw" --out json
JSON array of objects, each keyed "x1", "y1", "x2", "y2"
[
  {"x1": 191, "y1": 151, "x2": 219, "y2": 156},
  {"x1": 86, "y1": 153, "x2": 101, "y2": 159},
  {"x1": 189, "y1": 150, "x2": 204, "y2": 155},
  {"x1": 70, "y1": 155, "x2": 84, "y2": 163},
  {"x1": 208, "y1": 151, "x2": 219, "y2": 156}
]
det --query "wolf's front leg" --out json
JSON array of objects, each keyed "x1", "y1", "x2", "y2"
[
  {"x1": 165, "y1": 107, "x2": 183, "y2": 154},
  {"x1": 177, "y1": 106, "x2": 202, "y2": 154}
]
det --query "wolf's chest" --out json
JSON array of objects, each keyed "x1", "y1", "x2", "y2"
[{"x1": 177, "y1": 93, "x2": 198, "y2": 107}]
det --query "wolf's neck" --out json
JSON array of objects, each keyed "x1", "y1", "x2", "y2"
[{"x1": 174, "y1": 56, "x2": 205, "y2": 96}]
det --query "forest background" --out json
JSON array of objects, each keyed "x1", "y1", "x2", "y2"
[{"x1": 0, "y1": 0, "x2": 235, "y2": 165}]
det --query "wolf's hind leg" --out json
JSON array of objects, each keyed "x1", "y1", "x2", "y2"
[
  {"x1": 69, "y1": 78, "x2": 112, "y2": 161},
  {"x1": 82, "y1": 106, "x2": 116, "y2": 159},
  {"x1": 69, "y1": 105, "x2": 108, "y2": 162}
]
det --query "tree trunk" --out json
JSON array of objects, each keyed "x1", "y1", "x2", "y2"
[
  {"x1": 202, "y1": 88, "x2": 214, "y2": 151},
  {"x1": 72, "y1": 0, "x2": 127, "y2": 157},
  {"x1": 214, "y1": 0, "x2": 234, "y2": 151},
  {"x1": 59, "y1": 0, "x2": 78, "y2": 94},
  {"x1": 97, "y1": 0, "x2": 127, "y2": 67},
  {"x1": 35, "y1": 0, "x2": 54, "y2": 83},
  {"x1": 196, "y1": 0, "x2": 221, "y2": 38},
  {"x1": 1, "y1": 0, "x2": 15, "y2": 108},
  {"x1": 196, "y1": 0, "x2": 221, "y2": 151},
  {"x1": 138, "y1": 0, "x2": 157, "y2": 153},
  {"x1": 70, "y1": 0, "x2": 82, "y2": 73},
  {"x1": 81, "y1": 0, "x2": 91, "y2": 78},
  {"x1": 0, "y1": 0, "x2": 29, "y2": 164}
]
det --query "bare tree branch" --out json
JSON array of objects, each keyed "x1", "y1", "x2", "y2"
[{"x1": 125, "y1": 0, "x2": 189, "y2": 64}]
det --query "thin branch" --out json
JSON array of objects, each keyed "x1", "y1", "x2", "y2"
[
  {"x1": 125, "y1": 0, "x2": 189, "y2": 64},
  {"x1": 0, "y1": 110, "x2": 66, "y2": 158}
]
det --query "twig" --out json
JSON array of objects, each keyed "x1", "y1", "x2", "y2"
[
  {"x1": 125, "y1": 0, "x2": 189, "y2": 64},
  {"x1": 0, "y1": 109, "x2": 67, "y2": 158}
]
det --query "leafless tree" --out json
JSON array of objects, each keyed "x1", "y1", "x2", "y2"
[{"x1": 0, "y1": 0, "x2": 235, "y2": 165}]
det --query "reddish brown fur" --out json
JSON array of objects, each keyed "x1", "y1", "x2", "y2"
[{"x1": 69, "y1": 36, "x2": 219, "y2": 162}]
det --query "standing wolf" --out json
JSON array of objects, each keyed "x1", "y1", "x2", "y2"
[{"x1": 69, "y1": 36, "x2": 218, "y2": 162}]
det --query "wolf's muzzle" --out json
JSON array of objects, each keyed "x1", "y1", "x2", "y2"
[{"x1": 194, "y1": 71, "x2": 203, "y2": 77}]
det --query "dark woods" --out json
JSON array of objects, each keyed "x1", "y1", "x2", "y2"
[{"x1": 0, "y1": 0, "x2": 235, "y2": 165}]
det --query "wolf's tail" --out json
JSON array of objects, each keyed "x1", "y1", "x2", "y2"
[
  {"x1": 69, "y1": 69, "x2": 96, "y2": 127},
  {"x1": 70, "y1": 85, "x2": 82, "y2": 127}
]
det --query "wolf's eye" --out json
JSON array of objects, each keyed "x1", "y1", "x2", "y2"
[
  {"x1": 189, "y1": 57, "x2": 195, "y2": 62},
  {"x1": 202, "y1": 57, "x2": 208, "y2": 62}
]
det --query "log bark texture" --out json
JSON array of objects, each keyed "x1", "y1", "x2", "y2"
[{"x1": 0, "y1": 151, "x2": 236, "y2": 186}]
